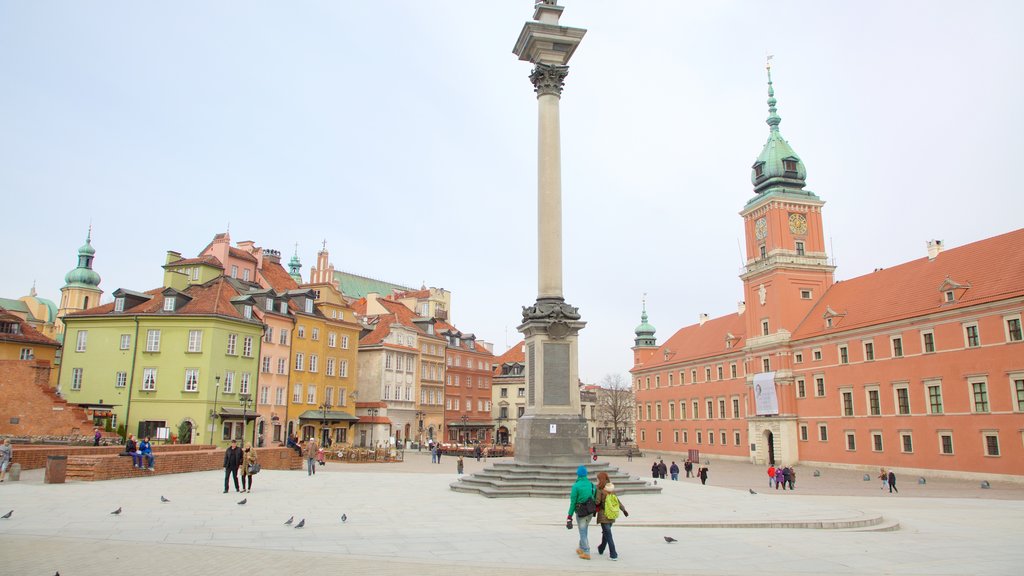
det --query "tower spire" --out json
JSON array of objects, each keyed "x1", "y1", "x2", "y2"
[{"x1": 766, "y1": 56, "x2": 781, "y2": 132}]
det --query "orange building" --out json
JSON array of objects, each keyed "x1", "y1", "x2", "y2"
[{"x1": 632, "y1": 67, "x2": 1024, "y2": 480}]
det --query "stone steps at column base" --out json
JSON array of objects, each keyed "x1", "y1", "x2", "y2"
[
  {"x1": 536, "y1": 514, "x2": 898, "y2": 531},
  {"x1": 451, "y1": 461, "x2": 661, "y2": 498}
]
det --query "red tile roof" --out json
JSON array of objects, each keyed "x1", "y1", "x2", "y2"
[
  {"x1": 259, "y1": 260, "x2": 299, "y2": 292},
  {"x1": 493, "y1": 341, "x2": 526, "y2": 375},
  {"x1": 228, "y1": 246, "x2": 258, "y2": 263},
  {"x1": 792, "y1": 228, "x2": 1024, "y2": 340},
  {"x1": 0, "y1": 308, "x2": 61, "y2": 347},
  {"x1": 68, "y1": 278, "x2": 253, "y2": 321},
  {"x1": 634, "y1": 313, "x2": 747, "y2": 371},
  {"x1": 166, "y1": 255, "x2": 223, "y2": 269}
]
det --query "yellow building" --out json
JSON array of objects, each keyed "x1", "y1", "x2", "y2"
[{"x1": 0, "y1": 307, "x2": 60, "y2": 364}]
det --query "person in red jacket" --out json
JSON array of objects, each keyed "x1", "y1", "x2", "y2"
[{"x1": 767, "y1": 465, "x2": 776, "y2": 488}]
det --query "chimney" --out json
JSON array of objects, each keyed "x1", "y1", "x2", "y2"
[
  {"x1": 737, "y1": 301, "x2": 746, "y2": 315},
  {"x1": 699, "y1": 313, "x2": 709, "y2": 326},
  {"x1": 927, "y1": 239, "x2": 944, "y2": 260}
]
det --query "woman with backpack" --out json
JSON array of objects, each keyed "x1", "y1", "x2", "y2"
[{"x1": 595, "y1": 471, "x2": 628, "y2": 561}]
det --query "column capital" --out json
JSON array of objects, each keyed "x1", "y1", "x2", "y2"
[{"x1": 530, "y1": 63, "x2": 570, "y2": 97}]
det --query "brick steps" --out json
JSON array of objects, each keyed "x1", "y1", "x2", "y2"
[{"x1": 451, "y1": 461, "x2": 662, "y2": 498}]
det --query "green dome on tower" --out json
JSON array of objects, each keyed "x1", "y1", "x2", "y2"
[
  {"x1": 64, "y1": 229, "x2": 101, "y2": 288},
  {"x1": 750, "y1": 63, "x2": 809, "y2": 195},
  {"x1": 288, "y1": 244, "x2": 303, "y2": 284},
  {"x1": 634, "y1": 300, "x2": 657, "y2": 348}
]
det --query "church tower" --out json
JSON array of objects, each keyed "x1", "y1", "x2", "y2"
[
  {"x1": 288, "y1": 245, "x2": 303, "y2": 284},
  {"x1": 631, "y1": 299, "x2": 658, "y2": 367},
  {"x1": 57, "y1": 228, "x2": 103, "y2": 335},
  {"x1": 739, "y1": 62, "x2": 835, "y2": 342}
]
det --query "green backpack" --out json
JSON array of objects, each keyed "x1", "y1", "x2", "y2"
[{"x1": 604, "y1": 492, "x2": 621, "y2": 520}]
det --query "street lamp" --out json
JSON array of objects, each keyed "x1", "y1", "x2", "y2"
[
  {"x1": 460, "y1": 414, "x2": 469, "y2": 445},
  {"x1": 415, "y1": 410, "x2": 425, "y2": 452},
  {"x1": 239, "y1": 393, "x2": 253, "y2": 445},
  {"x1": 209, "y1": 376, "x2": 221, "y2": 435},
  {"x1": 367, "y1": 407, "x2": 379, "y2": 447},
  {"x1": 319, "y1": 402, "x2": 332, "y2": 447}
]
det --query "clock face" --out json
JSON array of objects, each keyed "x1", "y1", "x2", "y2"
[
  {"x1": 788, "y1": 213, "x2": 808, "y2": 235},
  {"x1": 755, "y1": 217, "x2": 768, "y2": 240}
]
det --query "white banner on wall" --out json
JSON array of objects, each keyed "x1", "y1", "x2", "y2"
[{"x1": 753, "y1": 371, "x2": 779, "y2": 415}]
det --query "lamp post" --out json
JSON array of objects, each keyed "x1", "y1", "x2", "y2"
[
  {"x1": 319, "y1": 402, "x2": 332, "y2": 447},
  {"x1": 210, "y1": 376, "x2": 221, "y2": 437},
  {"x1": 239, "y1": 393, "x2": 253, "y2": 446},
  {"x1": 460, "y1": 414, "x2": 469, "y2": 445},
  {"x1": 367, "y1": 407, "x2": 379, "y2": 447},
  {"x1": 415, "y1": 410, "x2": 425, "y2": 451}
]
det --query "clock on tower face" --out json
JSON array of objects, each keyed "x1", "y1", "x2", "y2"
[
  {"x1": 788, "y1": 213, "x2": 808, "y2": 235},
  {"x1": 754, "y1": 217, "x2": 768, "y2": 240}
]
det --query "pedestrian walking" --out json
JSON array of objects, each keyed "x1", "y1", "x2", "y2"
[
  {"x1": 0, "y1": 439, "x2": 12, "y2": 482},
  {"x1": 596, "y1": 471, "x2": 629, "y2": 561},
  {"x1": 93, "y1": 428, "x2": 102, "y2": 446},
  {"x1": 767, "y1": 465, "x2": 776, "y2": 488},
  {"x1": 669, "y1": 461, "x2": 679, "y2": 481},
  {"x1": 651, "y1": 460, "x2": 659, "y2": 479},
  {"x1": 888, "y1": 470, "x2": 898, "y2": 493},
  {"x1": 567, "y1": 465, "x2": 596, "y2": 560},
  {"x1": 658, "y1": 460, "x2": 668, "y2": 480},
  {"x1": 775, "y1": 465, "x2": 785, "y2": 489},
  {"x1": 457, "y1": 455, "x2": 464, "y2": 475},
  {"x1": 626, "y1": 447, "x2": 633, "y2": 462},
  {"x1": 684, "y1": 459, "x2": 693, "y2": 478},
  {"x1": 788, "y1": 467, "x2": 796, "y2": 490},
  {"x1": 699, "y1": 466, "x2": 709, "y2": 485},
  {"x1": 304, "y1": 438, "x2": 318, "y2": 476},
  {"x1": 239, "y1": 442, "x2": 258, "y2": 493},
  {"x1": 223, "y1": 439, "x2": 242, "y2": 493},
  {"x1": 878, "y1": 468, "x2": 888, "y2": 490},
  {"x1": 783, "y1": 466, "x2": 793, "y2": 490}
]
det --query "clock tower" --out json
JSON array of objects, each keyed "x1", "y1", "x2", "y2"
[{"x1": 740, "y1": 63, "x2": 835, "y2": 342}]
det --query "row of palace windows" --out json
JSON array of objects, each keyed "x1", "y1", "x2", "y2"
[
  {"x1": 795, "y1": 375, "x2": 1024, "y2": 415},
  {"x1": 74, "y1": 329, "x2": 258, "y2": 357},
  {"x1": 795, "y1": 315, "x2": 1022, "y2": 365},
  {"x1": 800, "y1": 425, "x2": 1005, "y2": 458},
  {"x1": 291, "y1": 353, "x2": 349, "y2": 377},
  {"x1": 640, "y1": 428, "x2": 744, "y2": 448},
  {"x1": 636, "y1": 363, "x2": 742, "y2": 390},
  {"x1": 446, "y1": 374, "x2": 491, "y2": 389},
  {"x1": 294, "y1": 325, "x2": 350, "y2": 349},
  {"x1": 639, "y1": 396, "x2": 743, "y2": 422},
  {"x1": 290, "y1": 384, "x2": 351, "y2": 406},
  {"x1": 68, "y1": 367, "x2": 252, "y2": 394},
  {"x1": 444, "y1": 397, "x2": 493, "y2": 412}
]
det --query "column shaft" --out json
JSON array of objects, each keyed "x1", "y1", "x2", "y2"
[{"x1": 537, "y1": 92, "x2": 563, "y2": 300}]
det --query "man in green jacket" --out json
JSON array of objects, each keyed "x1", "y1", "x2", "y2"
[{"x1": 567, "y1": 465, "x2": 595, "y2": 560}]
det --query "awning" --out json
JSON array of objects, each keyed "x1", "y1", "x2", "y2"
[
  {"x1": 447, "y1": 421, "x2": 495, "y2": 428},
  {"x1": 218, "y1": 407, "x2": 259, "y2": 421},
  {"x1": 297, "y1": 409, "x2": 360, "y2": 423}
]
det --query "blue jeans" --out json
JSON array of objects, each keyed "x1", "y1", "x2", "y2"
[
  {"x1": 576, "y1": 514, "x2": 592, "y2": 554},
  {"x1": 671, "y1": 473, "x2": 678, "y2": 480},
  {"x1": 307, "y1": 458, "x2": 316, "y2": 475},
  {"x1": 143, "y1": 454, "x2": 154, "y2": 469},
  {"x1": 598, "y1": 522, "x2": 617, "y2": 559},
  {"x1": 131, "y1": 453, "x2": 142, "y2": 467}
]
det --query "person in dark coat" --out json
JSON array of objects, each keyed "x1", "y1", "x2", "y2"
[
  {"x1": 658, "y1": 460, "x2": 668, "y2": 479},
  {"x1": 651, "y1": 460, "x2": 659, "y2": 479},
  {"x1": 223, "y1": 439, "x2": 243, "y2": 493},
  {"x1": 698, "y1": 466, "x2": 709, "y2": 485},
  {"x1": 684, "y1": 459, "x2": 693, "y2": 478},
  {"x1": 888, "y1": 470, "x2": 898, "y2": 493},
  {"x1": 669, "y1": 461, "x2": 680, "y2": 481}
]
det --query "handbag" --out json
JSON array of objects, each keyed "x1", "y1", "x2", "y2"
[
  {"x1": 574, "y1": 484, "x2": 597, "y2": 517},
  {"x1": 247, "y1": 462, "x2": 261, "y2": 475}
]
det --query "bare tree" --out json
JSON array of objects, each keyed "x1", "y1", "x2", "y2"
[{"x1": 597, "y1": 373, "x2": 635, "y2": 447}]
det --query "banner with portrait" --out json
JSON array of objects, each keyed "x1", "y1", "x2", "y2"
[{"x1": 753, "y1": 371, "x2": 779, "y2": 415}]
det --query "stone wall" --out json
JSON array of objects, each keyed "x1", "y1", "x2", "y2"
[
  {"x1": 65, "y1": 446, "x2": 302, "y2": 481},
  {"x1": 0, "y1": 359, "x2": 103, "y2": 439},
  {"x1": 11, "y1": 444, "x2": 215, "y2": 470}
]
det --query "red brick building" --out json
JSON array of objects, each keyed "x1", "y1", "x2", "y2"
[
  {"x1": 632, "y1": 70, "x2": 1024, "y2": 480},
  {"x1": 439, "y1": 323, "x2": 494, "y2": 444}
]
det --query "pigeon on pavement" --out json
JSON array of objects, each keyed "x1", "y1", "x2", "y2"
[
  {"x1": 1, "y1": 510, "x2": 12, "y2": 519},
  {"x1": 111, "y1": 507, "x2": 122, "y2": 515},
  {"x1": 749, "y1": 489, "x2": 757, "y2": 494},
  {"x1": 340, "y1": 514, "x2": 347, "y2": 523},
  {"x1": 294, "y1": 519, "x2": 305, "y2": 528},
  {"x1": 664, "y1": 536, "x2": 678, "y2": 543},
  {"x1": 284, "y1": 516, "x2": 294, "y2": 525},
  {"x1": 160, "y1": 496, "x2": 170, "y2": 503},
  {"x1": 237, "y1": 498, "x2": 247, "y2": 505}
]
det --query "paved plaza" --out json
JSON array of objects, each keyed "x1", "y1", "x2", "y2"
[{"x1": 1, "y1": 452, "x2": 1022, "y2": 575}]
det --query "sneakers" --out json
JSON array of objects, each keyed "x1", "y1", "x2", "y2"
[
  {"x1": 575, "y1": 548, "x2": 583, "y2": 556},
  {"x1": 579, "y1": 553, "x2": 591, "y2": 560},
  {"x1": 610, "y1": 557, "x2": 618, "y2": 561},
  {"x1": 147, "y1": 467, "x2": 155, "y2": 471},
  {"x1": 597, "y1": 546, "x2": 605, "y2": 556}
]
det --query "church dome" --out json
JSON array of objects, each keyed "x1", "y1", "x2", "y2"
[
  {"x1": 634, "y1": 302, "x2": 656, "y2": 348},
  {"x1": 64, "y1": 231, "x2": 101, "y2": 288}
]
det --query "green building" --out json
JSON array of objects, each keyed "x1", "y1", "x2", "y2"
[{"x1": 60, "y1": 276, "x2": 264, "y2": 446}]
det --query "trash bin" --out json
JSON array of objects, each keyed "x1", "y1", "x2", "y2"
[{"x1": 44, "y1": 455, "x2": 68, "y2": 484}]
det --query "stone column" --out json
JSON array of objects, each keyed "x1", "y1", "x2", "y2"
[{"x1": 512, "y1": 2, "x2": 589, "y2": 464}]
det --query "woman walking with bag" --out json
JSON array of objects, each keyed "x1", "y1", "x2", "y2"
[
  {"x1": 240, "y1": 442, "x2": 258, "y2": 493},
  {"x1": 596, "y1": 471, "x2": 629, "y2": 561},
  {"x1": 567, "y1": 465, "x2": 596, "y2": 560}
]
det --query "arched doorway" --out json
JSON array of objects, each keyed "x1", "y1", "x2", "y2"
[
  {"x1": 497, "y1": 426, "x2": 509, "y2": 445},
  {"x1": 764, "y1": 430, "x2": 776, "y2": 466},
  {"x1": 179, "y1": 420, "x2": 193, "y2": 444}
]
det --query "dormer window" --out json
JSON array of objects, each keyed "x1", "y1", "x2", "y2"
[
  {"x1": 114, "y1": 297, "x2": 125, "y2": 312},
  {"x1": 753, "y1": 162, "x2": 764, "y2": 179},
  {"x1": 279, "y1": 301, "x2": 288, "y2": 314},
  {"x1": 304, "y1": 299, "x2": 313, "y2": 314},
  {"x1": 163, "y1": 297, "x2": 176, "y2": 312},
  {"x1": 243, "y1": 305, "x2": 253, "y2": 319},
  {"x1": 783, "y1": 159, "x2": 798, "y2": 172},
  {"x1": 945, "y1": 291, "x2": 955, "y2": 303}
]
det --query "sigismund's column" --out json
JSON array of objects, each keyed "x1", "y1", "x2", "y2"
[{"x1": 512, "y1": 0, "x2": 588, "y2": 464}]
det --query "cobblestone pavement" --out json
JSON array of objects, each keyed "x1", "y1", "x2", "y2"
[{"x1": 1, "y1": 452, "x2": 1021, "y2": 575}]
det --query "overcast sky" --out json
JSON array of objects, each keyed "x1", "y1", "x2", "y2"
[{"x1": 2, "y1": 1, "x2": 1022, "y2": 383}]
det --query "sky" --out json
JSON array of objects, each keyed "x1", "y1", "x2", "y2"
[{"x1": 2, "y1": 1, "x2": 1022, "y2": 384}]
